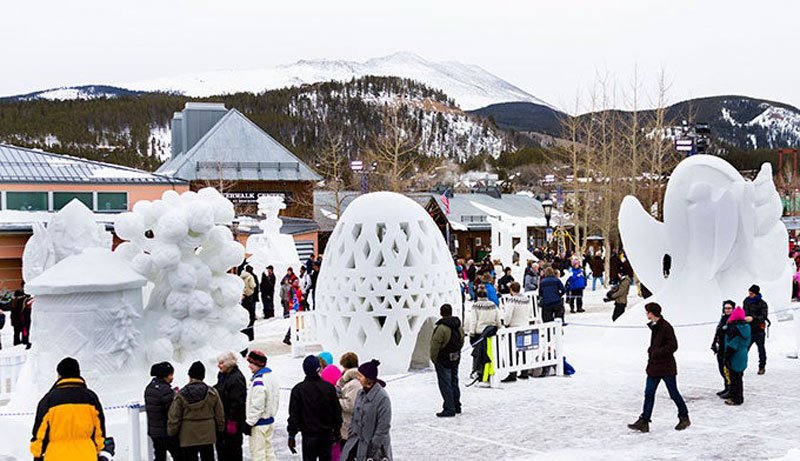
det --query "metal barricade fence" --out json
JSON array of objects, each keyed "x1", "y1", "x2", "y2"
[{"x1": 489, "y1": 319, "x2": 564, "y2": 388}]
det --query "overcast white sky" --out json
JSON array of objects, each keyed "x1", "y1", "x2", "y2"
[{"x1": 1, "y1": 0, "x2": 796, "y2": 109}]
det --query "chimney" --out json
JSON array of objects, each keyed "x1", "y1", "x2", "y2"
[
  {"x1": 170, "y1": 112, "x2": 183, "y2": 158},
  {"x1": 180, "y1": 102, "x2": 228, "y2": 155}
]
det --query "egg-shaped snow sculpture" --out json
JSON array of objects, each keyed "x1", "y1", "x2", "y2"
[{"x1": 315, "y1": 192, "x2": 461, "y2": 374}]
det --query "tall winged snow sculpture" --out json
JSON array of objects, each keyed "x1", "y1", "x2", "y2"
[{"x1": 619, "y1": 155, "x2": 793, "y2": 324}]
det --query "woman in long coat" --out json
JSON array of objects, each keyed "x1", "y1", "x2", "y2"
[{"x1": 342, "y1": 360, "x2": 392, "y2": 461}]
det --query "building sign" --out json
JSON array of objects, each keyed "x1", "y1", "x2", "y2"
[
  {"x1": 515, "y1": 329, "x2": 540, "y2": 351},
  {"x1": 223, "y1": 191, "x2": 293, "y2": 205}
]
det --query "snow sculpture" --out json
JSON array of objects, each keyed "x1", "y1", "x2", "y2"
[
  {"x1": 314, "y1": 192, "x2": 461, "y2": 374},
  {"x1": 246, "y1": 195, "x2": 302, "y2": 300},
  {"x1": 619, "y1": 155, "x2": 793, "y2": 324},
  {"x1": 114, "y1": 188, "x2": 249, "y2": 364},
  {"x1": 25, "y1": 248, "x2": 146, "y2": 402},
  {"x1": 21, "y1": 199, "x2": 112, "y2": 282}
]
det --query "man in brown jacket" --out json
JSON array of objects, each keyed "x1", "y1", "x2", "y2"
[
  {"x1": 168, "y1": 361, "x2": 225, "y2": 461},
  {"x1": 628, "y1": 303, "x2": 690, "y2": 433},
  {"x1": 430, "y1": 303, "x2": 465, "y2": 417}
]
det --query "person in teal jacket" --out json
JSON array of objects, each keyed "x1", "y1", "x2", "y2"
[{"x1": 723, "y1": 306, "x2": 751, "y2": 406}]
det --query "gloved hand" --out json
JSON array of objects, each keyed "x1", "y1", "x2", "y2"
[
  {"x1": 288, "y1": 437, "x2": 297, "y2": 454},
  {"x1": 243, "y1": 424, "x2": 252, "y2": 436},
  {"x1": 225, "y1": 420, "x2": 238, "y2": 435}
]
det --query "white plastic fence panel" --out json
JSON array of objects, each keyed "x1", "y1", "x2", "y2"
[
  {"x1": 0, "y1": 347, "x2": 27, "y2": 397},
  {"x1": 290, "y1": 311, "x2": 319, "y2": 358},
  {"x1": 490, "y1": 319, "x2": 563, "y2": 388}
]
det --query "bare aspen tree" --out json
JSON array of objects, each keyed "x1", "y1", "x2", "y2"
[{"x1": 363, "y1": 101, "x2": 424, "y2": 192}]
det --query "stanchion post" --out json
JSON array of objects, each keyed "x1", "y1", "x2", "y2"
[
  {"x1": 128, "y1": 402, "x2": 142, "y2": 461},
  {"x1": 555, "y1": 319, "x2": 564, "y2": 376},
  {"x1": 291, "y1": 311, "x2": 302, "y2": 358}
]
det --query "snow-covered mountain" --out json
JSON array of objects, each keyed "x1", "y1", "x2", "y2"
[
  {"x1": 0, "y1": 85, "x2": 145, "y2": 102},
  {"x1": 122, "y1": 52, "x2": 550, "y2": 111}
]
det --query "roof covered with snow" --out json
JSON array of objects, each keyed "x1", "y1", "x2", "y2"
[
  {"x1": 0, "y1": 143, "x2": 186, "y2": 185},
  {"x1": 156, "y1": 109, "x2": 321, "y2": 182}
]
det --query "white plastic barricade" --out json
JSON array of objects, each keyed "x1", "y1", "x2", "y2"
[
  {"x1": 0, "y1": 347, "x2": 27, "y2": 398},
  {"x1": 500, "y1": 293, "x2": 540, "y2": 324},
  {"x1": 490, "y1": 319, "x2": 563, "y2": 388},
  {"x1": 290, "y1": 310, "x2": 319, "y2": 358}
]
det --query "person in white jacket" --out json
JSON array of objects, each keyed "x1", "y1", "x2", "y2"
[
  {"x1": 245, "y1": 350, "x2": 279, "y2": 461},
  {"x1": 501, "y1": 282, "x2": 534, "y2": 382}
]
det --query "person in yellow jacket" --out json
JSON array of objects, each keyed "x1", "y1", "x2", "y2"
[{"x1": 31, "y1": 357, "x2": 106, "y2": 460}]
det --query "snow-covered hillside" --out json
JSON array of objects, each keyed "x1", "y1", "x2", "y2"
[
  {"x1": 122, "y1": 52, "x2": 550, "y2": 111},
  {"x1": 2, "y1": 85, "x2": 144, "y2": 102}
]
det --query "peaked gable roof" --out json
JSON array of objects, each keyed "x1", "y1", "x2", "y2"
[{"x1": 157, "y1": 109, "x2": 321, "y2": 182}]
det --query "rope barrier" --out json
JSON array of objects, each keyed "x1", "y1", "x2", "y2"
[
  {"x1": 560, "y1": 307, "x2": 796, "y2": 329},
  {"x1": 0, "y1": 402, "x2": 141, "y2": 417}
]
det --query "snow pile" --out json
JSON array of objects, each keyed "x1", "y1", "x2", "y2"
[
  {"x1": 114, "y1": 187, "x2": 249, "y2": 364},
  {"x1": 123, "y1": 52, "x2": 550, "y2": 110}
]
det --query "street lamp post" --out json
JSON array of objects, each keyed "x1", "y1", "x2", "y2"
[{"x1": 541, "y1": 198, "x2": 553, "y2": 246}]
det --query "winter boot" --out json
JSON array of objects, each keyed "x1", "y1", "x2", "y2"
[
  {"x1": 757, "y1": 367, "x2": 765, "y2": 375},
  {"x1": 627, "y1": 418, "x2": 649, "y2": 433},
  {"x1": 724, "y1": 399, "x2": 742, "y2": 406},
  {"x1": 675, "y1": 415, "x2": 691, "y2": 431},
  {"x1": 716, "y1": 388, "x2": 728, "y2": 396},
  {"x1": 501, "y1": 374, "x2": 517, "y2": 383},
  {"x1": 436, "y1": 411, "x2": 456, "y2": 417}
]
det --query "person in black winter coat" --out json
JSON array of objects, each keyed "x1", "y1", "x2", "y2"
[
  {"x1": 10, "y1": 290, "x2": 25, "y2": 346},
  {"x1": 497, "y1": 267, "x2": 514, "y2": 295},
  {"x1": 742, "y1": 284, "x2": 769, "y2": 374},
  {"x1": 287, "y1": 355, "x2": 343, "y2": 460},
  {"x1": 711, "y1": 301, "x2": 734, "y2": 397},
  {"x1": 214, "y1": 352, "x2": 248, "y2": 461},
  {"x1": 144, "y1": 362, "x2": 182, "y2": 461},
  {"x1": 261, "y1": 266, "x2": 277, "y2": 319},
  {"x1": 538, "y1": 267, "x2": 566, "y2": 322}
]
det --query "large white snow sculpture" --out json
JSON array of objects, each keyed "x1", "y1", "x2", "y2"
[
  {"x1": 314, "y1": 192, "x2": 461, "y2": 374},
  {"x1": 21, "y1": 199, "x2": 112, "y2": 282},
  {"x1": 619, "y1": 155, "x2": 794, "y2": 324},
  {"x1": 246, "y1": 195, "x2": 302, "y2": 300},
  {"x1": 114, "y1": 188, "x2": 249, "y2": 364},
  {"x1": 25, "y1": 248, "x2": 146, "y2": 402}
]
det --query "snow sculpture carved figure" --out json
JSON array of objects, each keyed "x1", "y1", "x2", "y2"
[
  {"x1": 315, "y1": 192, "x2": 461, "y2": 374},
  {"x1": 619, "y1": 155, "x2": 793, "y2": 324},
  {"x1": 22, "y1": 199, "x2": 112, "y2": 282},
  {"x1": 246, "y1": 195, "x2": 302, "y2": 302},
  {"x1": 114, "y1": 188, "x2": 249, "y2": 364}
]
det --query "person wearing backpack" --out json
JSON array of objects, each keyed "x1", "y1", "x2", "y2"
[
  {"x1": 566, "y1": 258, "x2": 587, "y2": 313},
  {"x1": 430, "y1": 304, "x2": 465, "y2": 417}
]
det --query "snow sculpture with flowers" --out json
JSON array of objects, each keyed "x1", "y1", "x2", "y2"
[{"x1": 114, "y1": 188, "x2": 249, "y2": 364}]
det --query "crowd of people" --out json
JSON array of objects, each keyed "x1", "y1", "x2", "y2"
[{"x1": 0, "y1": 287, "x2": 32, "y2": 350}]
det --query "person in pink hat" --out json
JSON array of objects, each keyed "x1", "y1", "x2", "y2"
[{"x1": 723, "y1": 306, "x2": 751, "y2": 406}]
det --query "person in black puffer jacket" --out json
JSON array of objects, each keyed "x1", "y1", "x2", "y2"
[
  {"x1": 214, "y1": 352, "x2": 248, "y2": 461},
  {"x1": 144, "y1": 362, "x2": 182, "y2": 461},
  {"x1": 711, "y1": 301, "x2": 734, "y2": 397},
  {"x1": 742, "y1": 284, "x2": 769, "y2": 374}
]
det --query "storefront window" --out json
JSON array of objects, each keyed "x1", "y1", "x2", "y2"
[
  {"x1": 53, "y1": 192, "x2": 93, "y2": 210},
  {"x1": 6, "y1": 192, "x2": 48, "y2": 211},
  {"x1": 96, "y1": 192, "x2": 127, "y2": 211}
]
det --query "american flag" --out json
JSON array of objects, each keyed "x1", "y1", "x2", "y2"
[{"x1": 441, "y1": 190, "x2": 450, "y2": 215}]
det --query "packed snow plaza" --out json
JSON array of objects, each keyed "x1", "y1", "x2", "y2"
[{"x1": 3, "y1": 2, "x2": 800, "y2": 459}]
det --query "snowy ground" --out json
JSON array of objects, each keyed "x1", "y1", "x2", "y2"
[{"x1": 251, "y1": 290, "x2": 800, "y2": 461}]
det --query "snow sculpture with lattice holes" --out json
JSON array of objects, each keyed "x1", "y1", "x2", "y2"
[
  {"x1": 315, "y1": 192, "x2": 461, "y2": 374},
  {"x1": 113, "y1": 188, "x2": 250, "y2": 364}
]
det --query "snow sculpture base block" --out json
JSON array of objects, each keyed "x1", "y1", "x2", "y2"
[
  {"x1": 619, "y1": 155, "x2": 793, "y2": 324},
  {"x1": 315, "y1": 192, "x2": 461, "y2": 374}
]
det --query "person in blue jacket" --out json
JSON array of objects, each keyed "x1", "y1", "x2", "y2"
[
  {"x1": 723, "y1": 306, "x2": 751, "y2": 406},
  {"x1": 565, "y1": 259, "x2": 587, "y2": 313},
  {"x1": 538, "y1": 267, "x2": 566, "y2": 322},
  {"x1": 481, "y1": 273, "x2": 499, "y2": 306}
]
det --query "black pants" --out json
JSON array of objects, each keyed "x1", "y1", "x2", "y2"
[
  {"x1": 13, "y1": 325, "x2": 25, "y2": 346},
  {"x1": 243, "y1": 296, "x2": 256, "y2": 327},
  {"x1": 182, "y1": 444, "x2": 214, "y2": 461},
  {"x1": 151, "y1": 436, "x2": 182, "y2": 461},
  {"x1": 612, "y1": 302, "x2": 626, "y2": 322},
  {"x1": 216, "y1": 432, "x2": 243, "y2": 461},
  {"x1": 262, "y1": 295, "x2": 274, "y2": 318},
  {"x1": 568, "y1": 289, "x2": 584, "y2": 312},
  {"x1": 302, "y1": 434, "x2": 333, "y2": 461},
  {"x1": 716, "y1": 352, "x2": 728, "y2": 391},
  {"x1": 728, "y1": 368, "x2": 744, "y2": 404},
  {"x1": 749, "y1": 327, "x2": 767, "y2": 368}
]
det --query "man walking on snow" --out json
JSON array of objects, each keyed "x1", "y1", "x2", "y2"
[
  {"x1": 628, "y1": 302, "x2": 690, "y2": 433},
  {"x1": 743, "y1": 284, "x2": 768, "y2": 375},
  {"x1": 430, "y1": 303, "x2": 465, "y2": 417}
]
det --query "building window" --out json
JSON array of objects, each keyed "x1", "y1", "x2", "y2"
[
  {"x1": 53, "y1": 192, "x2": 93, "y2": 210},
  {"x1": 96, "y1": 192, "x2": 128, "y2": 211},
  {"x1": 475, "y1": 237, "x2": 482, "y2": 246},
  {"x1": 6, "y1": 192, "x2": 48, "y2": 211}
]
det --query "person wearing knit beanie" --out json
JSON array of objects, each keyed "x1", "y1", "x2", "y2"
[
  {"x1": 342, "y1": 359, "x2": 393, "y2": 460},
  {"x1": 357, "y1": 359, "x2": 386, "y2": 388},
  {"x1": 144, "y1": 361, "x2": 179, "y2": 460},
  {"x1": 188, "y1": 361, "x2": 205, "y2": 381},
  {"x1": 287, "y1": 355, "x2": 342, "y2": 458},
  {"x1": 245, "y1": 349, "x2": 278, "y2": 461},
  {"x1": 247, "y1": 349, "x2": 268, "y2": 368},
  {"x1": 743, "y1": 284, "x2": 768, "y2": 375},
  {"x1": 168, "y1": 361, "x2": 225, "y2": 456}
]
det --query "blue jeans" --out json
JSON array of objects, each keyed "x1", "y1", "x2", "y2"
[
  {"x1": 641, "y1": 376, "x2": 688, "y2": 421},
  {"x1": 468, "y1": 281, "x2": 476, "y2": 301},
  {"x1": 592, "y1": 275, "x2": 604, "y2": 291},
  {"x1": 435, "y1": 362, "x2": 461, "y2": 414}
]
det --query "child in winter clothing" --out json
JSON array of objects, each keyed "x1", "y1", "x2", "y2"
[
  {"x1": 724, "y1": 307, "x2": 751, "y2": 406},
  {"x1": 246, "y1": 350, "x2": 280, "y2": 461}
]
